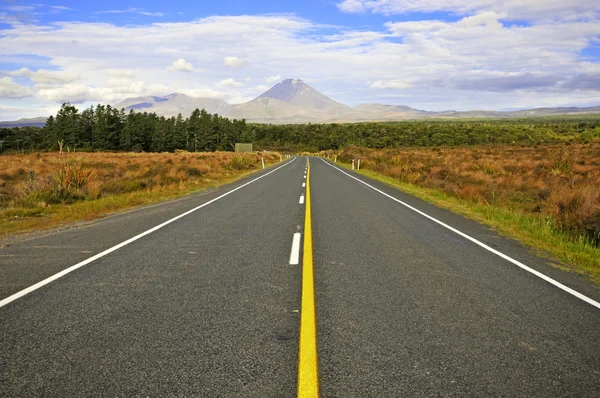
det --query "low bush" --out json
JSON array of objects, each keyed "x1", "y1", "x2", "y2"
[{"x1": 337, "y1": 143, "x2": 600, "y2": 245}]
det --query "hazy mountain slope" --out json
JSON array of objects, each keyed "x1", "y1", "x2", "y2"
[
  {"x1": 258, "y1": 79, "x2": 353, "y2": 115},
  {"x1": 509, "y1": 106, "x2": 600, "y2": 117},
  {"x1": 115, "y1": 94, "x2": 231, "y2": 118},
  {"x1": 115, "y1": 96, "x2": 169, "y2": 110},
  {"x1": 354, "y1": 103, "x2": 425, "y2": 113},
  {"x1": 230, "y1": 97, "x2": 321, "y2": 123},
  {"x1": 150, "y1": 94, "x2": 232, "y2": 118},
  {"x1": 0, "y1": 117, "x2": 48, "y2": 128},
  {"x1": 348, "y1": 103, "x2": 435, "y2": 121},
  {"x1": 6, "y1": 79, "x2": 600, "y2": 124}
]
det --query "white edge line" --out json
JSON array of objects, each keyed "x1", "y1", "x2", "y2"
[
  {"x1": 290, "y1": 232, "x2": 302, "y2": 265},
  {"x1": 320, "y1": 158, "x2": 600, "y2": 310},
  {"x1": 0, "y1": 157, "x2": 297, "y2": 309},
  {"x1": 299, "y1": 195, "x2": 305, "y2": 204}
]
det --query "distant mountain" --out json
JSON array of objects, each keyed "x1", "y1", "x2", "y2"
[
  {"x1": 258, "y1": 79, "x2": 352, "y2": 115},
  {"x1": 116, "y1": 93, "x2": 231, "y2": 117},
  {"x1": 111, "y1": 79, "x2": 356, "y2": 122},
  {"x1": 4, "y1": 79, "x2": 600, "y2": 125},
  {"x1": 0, "y1": 117, "x2": 47, "y2": 128},
  {"x1": 104, "y1": 80, "x2": 600, "y2": 123},
  {"x1": 509, "y1": 106, "x2": 600, "y2": 117},
  {"x1": 229, "y1": 97, "x2": 319, "y2": 123},
  {"x1": 354, "y1": 103, "x2": 425, "y2": 113}
]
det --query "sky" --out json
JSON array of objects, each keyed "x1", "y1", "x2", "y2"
[{"x1": 1, "y1": 0, "x2": 600, "y2": 119}]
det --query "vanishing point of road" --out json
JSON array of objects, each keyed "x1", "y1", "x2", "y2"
[{"x1": 1, "y1": 157, "x2": 599, "y2": 397}]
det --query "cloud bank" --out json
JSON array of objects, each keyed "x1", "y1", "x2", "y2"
[{"x1": 0, "y1": 7, "x2": 599, "y2": 118}]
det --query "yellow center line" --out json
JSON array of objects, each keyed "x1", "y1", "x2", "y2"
[{"x1": 298, "y1": 158, "x2": 319, "y2": 397}]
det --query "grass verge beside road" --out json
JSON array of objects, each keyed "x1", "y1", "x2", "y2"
[{"x1": 0, "y1": 151, "x2": 281, "y2": 239}]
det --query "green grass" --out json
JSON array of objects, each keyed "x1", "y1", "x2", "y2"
[{"x1": 336, "y1": 160, "x2": 600, "y2": 284}]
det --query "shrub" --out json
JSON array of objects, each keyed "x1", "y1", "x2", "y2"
[
  {"x1": 229, "y1": 155, "x2": 255, "y2": 170},
  {"x1": 186, "y1": 167, "x2": 203, "y2": 177},
  {"x1": 53, "y1": 159, "x2": 97, "y2": 191}
]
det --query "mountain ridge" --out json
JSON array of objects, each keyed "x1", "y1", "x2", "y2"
[
  {"x1": 3, "y1": 79, "x2": 600, "y2": 125},
  {"x1": 111, "y1": 79, "x2": 600, "y2": 123}
]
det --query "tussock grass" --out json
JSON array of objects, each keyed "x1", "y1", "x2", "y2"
[
  {"x1": 327, "y1": 143, "x2": 600, "y2": 283},
  {"x1": 0, "y1": 151, "x2": 280, "y2": 238}
]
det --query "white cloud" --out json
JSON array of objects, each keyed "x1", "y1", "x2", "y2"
[
  {"x1": 0, "y1": 13, "x2": 599, "y2": 113},
  {"x1": 224, "y1": 56, "x2": 247, "y2": 68},
  {"x1": 138, "y1": 11, "x2": 164, "y2": 17},
  {"x1": 50, "y1": 6, "x2": 73, "y2": 11},
  {"x1": 337, "y1": 0, "x2": 366, "y2": 13},
  {"x1": 5, "y1": 5, "x2": 34, "y2": 12},
  {"x1": 265, "y1": 74, "x2": 282, "y2": 83},
  {"x1": 178, "y1": 87, "x2": 225, "y2": 98},
  {"x1": 0, "y1": 77, "x2": 33, "y2": 98},
  {"x1": 96, "y1": 8, "x2": 164, "y2": 17},
  {"x1": 35, "y1": 83, "x2": 95, "y2": 103},
  {"x1": 2, "y1": 67, "x2": 79, "y2": 84},
  {"x1": 146, "y1": 83, "x2": 170, "y2": 94},
  {"x1": 0, "y1": 104, "x2": 59, "y2": 121},
  {"x1": 167, "y1": 58, "x2": 195, "y2": 72},
  {"x1": 336, "y1": 0, "x2": 600, "y2": 20},
  {"x1": 33, "y1": 80, "x2": 171, "y2": 104},
  {"x1": 370, "y1": 79, "x2": 412, "y2": 89},
  {"x1": 215, "y1": 78, "x2": 244, "y2": 88},
  {"x1": 107, "y1": 68, "x2": 136, "y2": 77}
]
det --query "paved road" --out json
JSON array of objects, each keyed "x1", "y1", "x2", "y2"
[{"x1": 1, "y1": 156, "x2": 599, "y2": 397}]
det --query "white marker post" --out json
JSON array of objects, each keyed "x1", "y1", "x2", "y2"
[
  {"x1": 352, "y1": 160, "x2": 355, "y2": 170},
  {"x1": 262, "y1": 157, "x2": 265, "y2": 169},
  {"x1": 357, "y1": 159, "x2": 361, "y2": 170},
  {"x1": 280, "y1": 154, "x2": 283, "y2": 162},
  {"x1": 335, "y1": 157, "x2": 337, "y2": 163}
]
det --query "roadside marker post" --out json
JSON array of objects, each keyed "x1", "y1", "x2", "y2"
[
  {"x1": 352, "y1": 159, "x2": 355, "y2": 170},
  {"x1": 357, "y1": 159, "x2": 360, "y2": 170},
  {"x1": 262, "y1": 157, "x2": 265, "y2": 169}
]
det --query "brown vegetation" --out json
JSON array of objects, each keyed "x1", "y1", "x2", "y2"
[
  {"x1": 0, "y1": 151, "x2": 280, "y2": 237},
  {"x1": 336, "y1": 143, "x2": 600, "y2": 246}
]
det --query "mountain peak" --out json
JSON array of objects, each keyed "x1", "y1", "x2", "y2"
[
  {"x1": 258, "y1": 78, "x2": 350, "y2": 112},
  {"x1": 280, "y1": 78, "x2": 304, "y2": 85}
]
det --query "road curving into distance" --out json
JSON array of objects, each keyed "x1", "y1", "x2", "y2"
[{"x1": 1, "y1": 156, "x2": 599, "y2": 397}]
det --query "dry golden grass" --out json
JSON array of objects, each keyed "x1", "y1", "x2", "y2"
[
  {"x1": 322, "y1": 143, "x2": 600, "y2": 282},
  {"x1": 335, "y1": 143, "x2": 600, "y2": 245},
  {"x1": 0, "y1": 151, "x2": 280, "y2": 238}
]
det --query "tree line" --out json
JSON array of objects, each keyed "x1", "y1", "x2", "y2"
[
  {"x1": 1, "y1": 103, "x2": 599, "y2": 154},
  {"x1": 0, "y1": 103, "x2": 249, "y2": 153},
  {"x1": 246, "y1": 117, "x2": 600, "y2": 152}
]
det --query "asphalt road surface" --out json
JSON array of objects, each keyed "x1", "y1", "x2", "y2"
[{"x1": 1, "y1": 156, "x2": 599, "y2": 397}]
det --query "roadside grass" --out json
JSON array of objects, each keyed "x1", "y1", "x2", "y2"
[
  {"x1": 0, "y1": 151, "x2": 281, "y2": 239},
  {"x1": 325, "y1": 144, "x2": 600, "y2": 284}
]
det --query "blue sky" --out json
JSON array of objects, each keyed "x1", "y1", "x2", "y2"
[
  {"x1": 1, "y1": 0, "x2": 600, "y2": 118},
  {"x1": 3, "y1": 0, "x2": 462, "y2": 28}
]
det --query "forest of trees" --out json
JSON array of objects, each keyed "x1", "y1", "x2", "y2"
[
  {"x1": 1, "y1": 103, "x2": 599, "y2": 154},
  {"x1": 0, "y1": 103, "x2": 249, "y2": 153}
]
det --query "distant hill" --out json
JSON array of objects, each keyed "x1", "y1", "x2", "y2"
[
  {"x1": 3, "y1": 80, "x2": 600, "y2": 125},
  {"x1": 0, "y1": 117, "x2": 47, "y2": 128},
  {"x1": 116, "y1": 93, "x2": 232, "y2": 117},
  {"x1": 111, "y1": 79, "x2": 600, "y2": 123}
]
